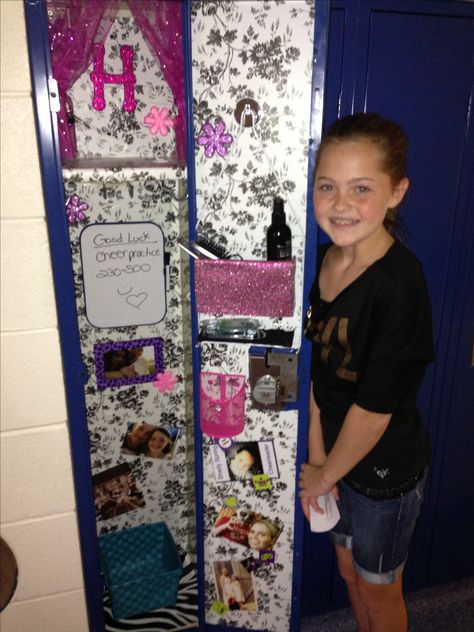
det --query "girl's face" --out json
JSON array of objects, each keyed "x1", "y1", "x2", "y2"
[
  {"x1": 128, "y1": 424, "x2": 149, "y2": 446},
  {"x1": 129, "y1": 347, "x2": 144, "y2": 362},
  {"x1": 109, "y1": 349, "x2": 127, "y2": 369},
  {"x1": 248, "y1": 522, "x2": 273, "y2": 550},
  {"x1": 148, "y1": 430, "x2": 169, "y2": 454},
  {"x1": 313, "y1": 140, "x2": 408, "y2": 250},
  {"x1": 232, "y1": 450, "x2": 255, "y2": 474}
]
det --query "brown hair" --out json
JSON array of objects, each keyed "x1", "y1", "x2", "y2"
[{"x1": 315, "y1": 113, "x2": 409, "y2": 237}]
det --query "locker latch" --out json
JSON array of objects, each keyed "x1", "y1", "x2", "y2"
[
  {"x1": 48, "y1": 77, "x2": 61, "y2": 113},
  {"x1": 249, "y1": 349, "x2": 298, "y2": 410}
]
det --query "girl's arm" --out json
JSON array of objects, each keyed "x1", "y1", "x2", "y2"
[
  {"x1": 301, "y1": 389, "x2": 331, "y2": 519},
  {"x1": 308, "y1": 388, "x2": 327, "y2": 466},
  {"x1": 104, "y1": 370, "x2": 126, "y2": 379},
  {"x1": 299, "y1": 403, "x2": 391, "y2": 509}
]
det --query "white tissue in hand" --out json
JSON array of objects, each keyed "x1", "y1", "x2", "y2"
[{"x1": 310, "y1": 493, "x2": 340, "y2": 533}]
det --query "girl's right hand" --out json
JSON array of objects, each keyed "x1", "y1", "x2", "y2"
[{"x1": 300, "y1": 485, "x2": 339, "y2": 520}]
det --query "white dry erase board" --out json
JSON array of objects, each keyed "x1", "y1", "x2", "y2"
[{"x1": 80, "y1": 222, "x2": 167, "y2": 328}]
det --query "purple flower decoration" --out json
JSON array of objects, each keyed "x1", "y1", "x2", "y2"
[
  {"x1": 66, "y1": 195, "x2": 88, "y2": 225},
  {"x1": 197, "y1": 119, "x2": 233, "y2": 158}
]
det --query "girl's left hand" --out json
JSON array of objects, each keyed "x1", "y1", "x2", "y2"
[
  {"x1": 300, "y1": 495, "x2": 317, "y2": 521},
  {"x1": 299, "y1": 463, "x2": 339, "y2": 515}
]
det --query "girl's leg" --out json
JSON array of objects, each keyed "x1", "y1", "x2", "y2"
[
  {"x1": 335, "y1": 544, "x2": 370, "y2": 632},
  {"x1": 356, "y1": 572, "x2": 407, "y2": 632}
]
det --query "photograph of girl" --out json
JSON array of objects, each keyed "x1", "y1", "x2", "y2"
[
  {"x1": 103, "y1": 345, "x2": 152, "y2": 380},
  {"x1": 92, "y1": 463, "x2": 145, "y2": 520},
  {"x1": 213, "y1": 561, "x2": 257, "y2": 612},
  {"x1": 121, "y1": 421, "x2": 178, "y2": 460},
  {"x1": 226, "y1": 443, "x2": 263, "y2": 481},
  {"x1": 145, "y1": 426, "x2": 174, "y2": 460},
  {"x1": 94, "y1": 337, "x2": 164, "y2": 389},
  {"x1": 212, "y1": 505, "x2": 282, "y2": 551}
]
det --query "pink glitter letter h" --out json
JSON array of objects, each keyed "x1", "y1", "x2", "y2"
[{"x1": 90, "y1": 44, "x2": 137, "y2": 112}]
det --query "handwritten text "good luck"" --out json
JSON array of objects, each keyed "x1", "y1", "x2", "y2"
[{"x1": 93, "y1": 230, "x2": 161, "y2": 263}]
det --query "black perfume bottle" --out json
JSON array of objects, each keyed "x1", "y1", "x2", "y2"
[{"x1": 266, "y1": 197, "x2": 292, "y2": 261}]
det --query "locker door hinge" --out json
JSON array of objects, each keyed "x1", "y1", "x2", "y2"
[{"x1": 47, "y1": 77, "x2": 61, "y2": 113}]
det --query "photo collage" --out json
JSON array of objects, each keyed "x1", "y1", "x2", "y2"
[
  {"x1": 91, "y1": 338, "x2": 180, "y2": 521},
  {"x1": 208, "y1": 438, "x2": 284, "y2": 614}
]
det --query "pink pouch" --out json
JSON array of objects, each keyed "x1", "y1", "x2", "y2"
[
  {"x1": 200, "y1": 372, "x2": 246, "y2": 438},
  {"x1": 195, "y1": 258, "x2": 295, "y2": 317}
]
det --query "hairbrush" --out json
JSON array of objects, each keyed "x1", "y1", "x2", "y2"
[
  {"x1": 193, "y1": 236, "x2": 231, "y2": 259},
  {"x1": 178, "y1": 237, "x2": 232, "y2": 260}
]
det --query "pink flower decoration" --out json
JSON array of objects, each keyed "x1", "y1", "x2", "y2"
[
  {"x1": 144, "y1": 106, "x2": 175, "y2": 136},
  {"x1": 153, "y1": 370, "x2": 178, "y2": 393},
  {"x1": 66, "y1": 195, "x2": 88, "y2": 225},
  {"x1": 197, "y1": 119, "x2": 234, "y2": 158}
]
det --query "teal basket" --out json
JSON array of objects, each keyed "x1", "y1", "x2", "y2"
[{"x1": 98, "y1": 522, "x2": 183, "y2": 620}]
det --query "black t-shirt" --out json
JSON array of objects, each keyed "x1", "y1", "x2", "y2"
[{"x1": 305, "y1": 240, "x2": 434, "y2": 493}]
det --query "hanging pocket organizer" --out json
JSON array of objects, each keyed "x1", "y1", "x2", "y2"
[
  {"x1": 194, "y1": 258, "x2": 295, "y2": 317},
  {"x1": 200, "y1": 372, "x2": 246, "y2": 438}
]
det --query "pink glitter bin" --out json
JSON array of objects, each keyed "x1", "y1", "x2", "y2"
[
  {"x1": 200, "y1": 372, "x2": 246, "y2": 438},
  {"x1": 195, "y1": 258, "x2": 295, "y2": 317}
]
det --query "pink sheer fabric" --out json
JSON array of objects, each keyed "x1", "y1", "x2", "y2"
[
  {"x1": 128, "y1": 0, "x2": 186, "y2": 163},
  {"x1": 47, "y1": 0, "x2": 119, "y2": 162},
  {"x1": 47, "y1": 0, "x2": 185, "y2": 164}
]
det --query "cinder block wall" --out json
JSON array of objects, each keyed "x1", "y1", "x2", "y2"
[{"x1": 0, "y1": 2, "x2": 88, "y2": 630}]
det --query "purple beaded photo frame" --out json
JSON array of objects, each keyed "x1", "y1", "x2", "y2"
[{"x1": 94, "y1": 337, "x2": 164, "y2": 389}]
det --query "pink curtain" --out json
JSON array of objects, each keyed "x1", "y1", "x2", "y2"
[
  {"x1": 128, "y1": 0, "x2": 186, "y2": 163},
  {"x1": 47, "y1": 0, "x2": 119, "y2": 162}
]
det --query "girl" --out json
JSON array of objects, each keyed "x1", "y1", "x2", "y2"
[
  {"x1": 227, "y1": 445, "x2": 259, "y2": 481},
  {"x1": 219, "y1": 566, "x2": 234, "y2": 606},
  {"x1": 247, "y1": 518, "x2": 280, "y2": 551},
  {"x1": 299, "y1": 113, "x2": 433, "y2": 632},
  {"x1": 121, "y1": 422, "x2": 154, "y2": 455},
  {"x1": 103, "y1": 346, "x2": 146, "y2": 380},
  {"x1": 145, "y1": 427, "x2": 172, "y2": 459}
]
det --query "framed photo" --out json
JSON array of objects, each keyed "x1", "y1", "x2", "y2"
[
  {"x1": 92, "y1": 463, "x2": 145, "y2": 520},
  {"x1": 213, "y1": 560, "x2": 257, "y2": 612},
  {"x1": 121, "y1": 421, "x2": 180, "y2": 460},
  {"x1": 94, "y1": 337, "x2": 164, "y2": 389},
  {"x1": 210, "y1": 440, "x2": 280, "y2": 483}
]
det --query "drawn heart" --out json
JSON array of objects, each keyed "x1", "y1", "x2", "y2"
[{"x1": 126, "y1": 292, "x2": 148, "y2": 309}]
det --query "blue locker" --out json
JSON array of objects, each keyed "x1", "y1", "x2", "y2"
[{"x1": 302, "y1": 0, "x2": 474, "y2": 616}]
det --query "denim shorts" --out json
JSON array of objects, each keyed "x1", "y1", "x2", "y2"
[{"x1": 329, "y1": 468, "x2": 428, "y2": 584}]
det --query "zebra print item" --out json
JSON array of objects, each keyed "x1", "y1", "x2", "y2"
[{"x1": 104, "y1": 556, "x2": 198, "y2": 632}]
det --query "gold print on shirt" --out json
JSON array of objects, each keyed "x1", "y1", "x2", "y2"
[
  {"x1": 321, "y1": 317, "x2": 337, "y2": 362},
  {"x1": 314, "y1": 316, "x2": 358, "y2": 383},
  {"x1": 336, "y1": 318, "x2": 358, "y2": 382}
]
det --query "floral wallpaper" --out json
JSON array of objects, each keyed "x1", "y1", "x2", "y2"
[
  {"x1": 191, "y1": 2, "x2": 315, "y2": 631},
  {"x1": 62, "y1": 12, "x2": 199, "y2": 627},
  {"x1": 63, "y1": 166, "x2": 195, "y2": 551}
]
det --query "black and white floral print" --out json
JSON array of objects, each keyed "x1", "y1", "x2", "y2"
[
  {"x1": 63, "y1": 166, "x2": 195, "y2": 554},
  {"x1": 192, "y1": 2, "x2": 314, "y2": 630},
  {"x1": 63, "y1": 3, "x2": 315, "y2": 629},
  {"x1": 192, "y1": 0, "x2": 315, "y2": 349}
]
